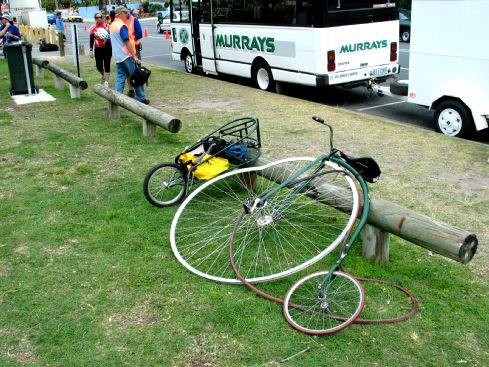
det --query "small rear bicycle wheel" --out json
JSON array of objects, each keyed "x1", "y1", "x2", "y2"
[
  {"x1": 143, "y1": 163, "x2": 187, "y2": 207},
  {"x1": 283, "y1": 271, "x2": 364, "y2": 335},
  {"x1": 171, "y1": 157, "x2": 359, "y2": 284}
]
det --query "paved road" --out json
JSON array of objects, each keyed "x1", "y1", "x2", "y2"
[{"x1": 58, "y1": 19, "x2": 488, "y2": 142}]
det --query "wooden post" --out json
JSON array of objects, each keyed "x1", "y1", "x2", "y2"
[
  {"x1": 45, "y1": 63, "x2": 88, "y2": 89},
  {"x1": 69, "y1": 84, "x2": 81, "y2": 99},
  {"x1": 143, "y1": 119, "x2": 157, "y2": 137},
  {"x1": 361, "y1": 224, "x2": 390, "y2": 264},
  {"x1": 58, "y1": 31, "x2": 65, "y2": 57},
  {"x1": 19, "y1": 25, "x2": 25, "y2": 39},
  {"x1": 93, "y1": 84, "x2": 182, "y2": 134},
  {"x1": 49, "y1": 29, "x2": 56, "y2": 44},
  {"x1": 33, "y1": 28, "x2": 39, "y2": 44},
  {"x1": 28, "y1": 27, "x2": 34, "y2": 43},
  {"x1": 35, "y1": 65, "x2": 44, "y2": 78},
  {"x1": 108, "y1": 102, "x2": 120, "y2": 119},
  {"x1": 54, "y1": 75, "x2": 64, "y2": 90}
]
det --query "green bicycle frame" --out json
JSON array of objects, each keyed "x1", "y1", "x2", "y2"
[{"x1": 251, "y1": 148, "x2": 371, "y2": 290}]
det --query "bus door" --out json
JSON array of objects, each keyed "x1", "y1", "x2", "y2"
[
  {"x1": 191, "y1": 0, "x2": 203, "y2": 68},
  {"x1": 197, "y1": 0, "x2": 217, "y2": 74}
]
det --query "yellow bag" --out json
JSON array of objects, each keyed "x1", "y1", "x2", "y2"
[{"x1": 179, "y1": 153, "x2": 230, "y2": 180}]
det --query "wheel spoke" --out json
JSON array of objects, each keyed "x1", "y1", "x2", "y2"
[
  {"x1": 283, "y1": 271, "x2": 364, "y2": 334},
  {"x1": 171, "y1": 158, "x2": 360, "y2": 284},
  {"x1": 144, "y1": 163, "x2": 186, "y2": 207}
]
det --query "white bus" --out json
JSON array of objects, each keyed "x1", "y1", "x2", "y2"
[{"x1": 171, "y1": 0, "x2": 400, "y2": 92}]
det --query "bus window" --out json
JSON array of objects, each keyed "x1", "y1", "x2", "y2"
[
  {"x1": 328, "y1": 0, "x2": 396, "y2": 10},
  {"x1": 201, "y1": 0, "x2": 315, "y2": 26},
  {"x1": 173, "y1": 0, "x2": 191, "y2": 22},
  {"x1": 324, "y1": 0, "x2": 397, "y2": 26}
]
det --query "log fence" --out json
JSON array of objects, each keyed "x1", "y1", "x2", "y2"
[
  {"x1": 32, "y1": 57, "x2": 88, "y2": 98},
  {"x1": 93, "y1": 83, "x2": 182, "y2": 136},
  {"x1": 250, "y1": 155, "x2": 477, "y2": 264},
  {"x1": 31, "y1": 63, "x2": 476, "y2": 264}
]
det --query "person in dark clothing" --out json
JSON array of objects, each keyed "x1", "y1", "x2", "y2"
[{"x1": 110, "y1": 6, "x2": 116, "y2": 23}]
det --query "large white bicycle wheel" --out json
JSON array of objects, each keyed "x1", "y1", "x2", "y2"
[
  {"x1": 283, "y1": 271, "x2": 365, "y2": 335},
  {"x1": 170, "y1": 157, "x2": 360, "y2": 284}
]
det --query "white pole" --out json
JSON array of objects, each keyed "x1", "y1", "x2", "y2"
[{"x1": 21, "y1": 44, "x2": 33, "y2": 95}]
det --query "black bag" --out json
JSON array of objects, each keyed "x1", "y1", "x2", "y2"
[
  {"x1": 39, "y1": 39, "x2": 59, "y2": 52},
  {"x1": 130, "y1": 64, "x2": 151, "y2": 87}
]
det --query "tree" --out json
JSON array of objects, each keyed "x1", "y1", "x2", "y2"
[
  {"x1": 399, "y1": 0, "x2": 412, "y2": 10},
  {"x1": 42, "y1": 0, "x2": 57, "y2": 11}
]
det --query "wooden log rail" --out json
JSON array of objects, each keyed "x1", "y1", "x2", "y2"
[
  {"x1": 93, "y1": 83, "x2": 182, "y2": 137},
  {"x1": 32, "y1": 57, "x2": 49, "y2": 78},
  {"x1": 252, "y1": 155, "x2": 478, "y2": 264},
  {"x1": 32, "y1": 58, "x2": 87, "y2": 99}
]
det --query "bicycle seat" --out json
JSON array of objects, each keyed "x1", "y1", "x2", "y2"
[{"x1": 339, "y1": 152, "x2": 381, "y2": 183}]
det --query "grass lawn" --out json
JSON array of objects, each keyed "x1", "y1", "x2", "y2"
[{"x1": 1, "y1": 56, "x2": 488, "y2": 366}]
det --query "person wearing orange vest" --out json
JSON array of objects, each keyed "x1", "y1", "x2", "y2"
[
  {"x1": 110, "y1": 6, "x2": 149, "y2": 104},
  {"x1": 123, "y1": 9, "x2": 143, "y2": 98}
]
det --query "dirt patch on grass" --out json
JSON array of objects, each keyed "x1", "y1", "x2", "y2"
[
  {"x1": 42, "y1": 246, "x2": 70, "y2": 256},
  {"x1": 0, "y1": 333, "x2": 40, "y2": 365},
  {"x1": 436, "y1": 171, "x2": 489, "y2": 194},
  {"x1": 173, "y1": 333, "x2": 243, "y2": 367},
  {"x1": 14, "y1": 246, "x2": 30, "y2": 256},
  {"x1": 152, "y1": 97, "x2": 243, "y2": 113},
  {"x1": 0, "y1": 153, "x2": 23, "y2": 165},
  {"x1": 106, "y1": 298, "x2": 160, "y2": 328},
  {"x1": 0, "y1": 261, "x2": 10, "y2": 277}
]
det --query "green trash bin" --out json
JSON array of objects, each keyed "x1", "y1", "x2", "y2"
[{"x1": 4, "y1": 41, "x2": 37, "y2": 95}]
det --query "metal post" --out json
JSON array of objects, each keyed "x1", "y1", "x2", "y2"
[
  {"x1": 21, "y1": 44, "x2": 33, "y2": 95},
  {"x1": 72, "y1": 24, "x2": 80, "y2": 77}
]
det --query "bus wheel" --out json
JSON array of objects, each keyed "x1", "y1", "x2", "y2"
[
  {"x1": 184, "y1": 53, "x2": 195, "y2": 74},
  {"x1": 434, "y1": 100, "x2": 474, "y2": 138},
  {"x1": 253, "y1": 62, "x2": 275, "y2": 92},
  {"x1": 400, "y1": 29, "x2": 410, "y2": 43}
]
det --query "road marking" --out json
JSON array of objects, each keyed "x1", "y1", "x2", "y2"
[
  {"x1": 357, "y1": 100, "x2": 406, "y2": 111},
  {"x1": 401, "y1": 67, "x2": 409, "y2": 71},
  {"x1": 399, "y1": 49, "x2": 410, "y2": 53},
  {"x1": 143, "y1": 53, "x2": 172, "y2": 58},
  {"x1": 145, "y1": 35, "x2": 168, "y2": 39}
]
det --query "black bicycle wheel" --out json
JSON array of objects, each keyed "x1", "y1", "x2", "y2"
[{"x1": 143, "y1": 163, "x2": 187, "y2": 207}]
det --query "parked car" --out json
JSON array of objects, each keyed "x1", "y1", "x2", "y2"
[
  {"x1": 399, "y1": 8, "x2": 411, "y2": 43},
  {"x1": 156, "y1": 12, "x2": 171, "y2": 33},
  {"x1": 47, "y1": 13, "x2": 56, "y2": 24},
  {"x1": 67, "y1": 13, "x2": 83, "y2": 22}
]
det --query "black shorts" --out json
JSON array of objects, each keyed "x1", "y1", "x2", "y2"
[{"x1": 94, "y1": 46, "x2": 112, "y2": 73}]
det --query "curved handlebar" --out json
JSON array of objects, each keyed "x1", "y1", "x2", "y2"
[
  {"x1": 312, "y1": 116, "x2": 334, "y2": 151},
  {"x1": 312, "y1": 115, "x2": 324, "y2": 123}
]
